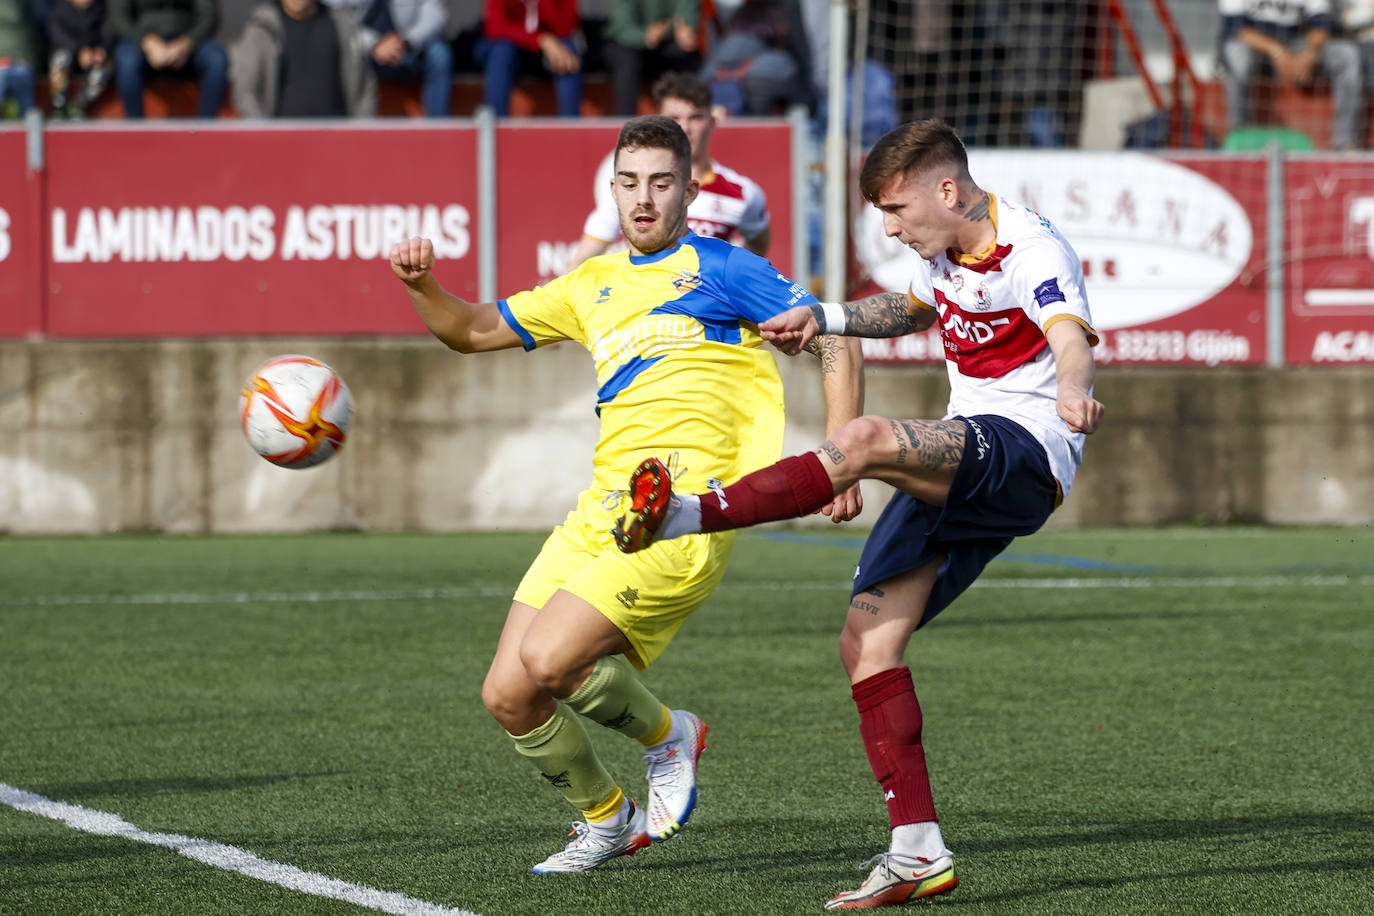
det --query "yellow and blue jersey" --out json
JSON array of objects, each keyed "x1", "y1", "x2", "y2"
[{"x1": 498, "y1": 232, "x2": 817, "y2": 494}]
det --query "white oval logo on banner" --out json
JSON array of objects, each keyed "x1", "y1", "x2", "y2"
[{"x1": 853, "y1": 152, "x2": 1254, "y2": 331}]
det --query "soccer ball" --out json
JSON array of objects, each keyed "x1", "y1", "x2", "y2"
[{"x1": 239, "y1": 354, "x2": 352, "y2": 469}]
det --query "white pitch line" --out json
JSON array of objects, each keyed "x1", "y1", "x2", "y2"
[
  {"x1": 0, "y1": 783, "x2": 479, "y2": 916},
  {"x1": 3, "y1": 574, "x2": 1373, "y2": 609}
]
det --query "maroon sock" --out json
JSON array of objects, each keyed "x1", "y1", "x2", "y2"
[
  {"x1": 697, "y1": 453, "x2": 835, "y2": 534},
  {"x1": 853, "y1": 666, "x2": 939, "y2": 827}
]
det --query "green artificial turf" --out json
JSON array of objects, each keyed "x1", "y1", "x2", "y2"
[{"x1": 1, "y1": 526, "x2": 1371, "y2": 914}]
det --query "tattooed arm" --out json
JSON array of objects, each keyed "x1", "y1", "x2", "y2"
[
  {"x1": 838, "y1": 291, "x2": 936, "y2": 337},
  {"x1": 801, "y1": 334, "x2": 866, "y2": 523},
  {"x1": 761, "y1": 291, "x2": 933, "y2": 354}
]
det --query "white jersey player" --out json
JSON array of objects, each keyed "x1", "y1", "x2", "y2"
[
  {"x1": 612, "y1": 120, "x2": 1103, "y2": 911},
  {"x1": 568, "y1": 73, "x2": 771, "y2": 270},
  {"x1": 907, "y1": 191, "x2": 1095, "y2": 497}
]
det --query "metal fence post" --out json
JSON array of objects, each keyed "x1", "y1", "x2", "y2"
[
  {"x1": 477, "y1": 106, "x2": 496, "y2": 304},
  {"x1": 1266, "y1": 142, "x2": 1285, "y2": 367}
]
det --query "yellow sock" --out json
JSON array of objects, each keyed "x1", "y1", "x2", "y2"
[
  {"x1": 582, "y1": 787, "x2": 626, "y2": 824},
  {"x1": 509, "y1": 703, "x2": 618, "y2": 812},
  {"x1": 565, "y1": 655, "x2": 670, "y2": 744},
  {"x1": 640, "y1": 704, "x2": 673, "y2": 747}
]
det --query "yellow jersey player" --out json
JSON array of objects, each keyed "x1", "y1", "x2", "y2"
[{"x1": 389, "y1": 114, "x2": 863, "y2": 874}]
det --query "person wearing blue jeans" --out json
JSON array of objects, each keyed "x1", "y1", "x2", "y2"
[
  {"x1": 0, "y1": 0, "x2": 38, "y2": 117},
  {"x1": 476, "y1": 35, "x2": 581, "y2": 117},
  {"x1": 323, "y1": 0, "x2": 453, "y2": 117},
  {"x1": 107, "y1": 0, "x2": 227, "y2": 117},
  {"x1": 478, "y1": 0, "x2": 582, "y2": 118}
]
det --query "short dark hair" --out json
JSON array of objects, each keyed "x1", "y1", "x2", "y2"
[
  {"x1": 651, "y1": 72, "x2": 712, "y2": 110},
  {"x1": 614, "y1": 115, "x2": 693, "y2": 182},
  {"x1": 859, "y1": 119, "x2": 972, "y2": 203}
]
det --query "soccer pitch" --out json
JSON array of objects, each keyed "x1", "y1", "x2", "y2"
[{"x1": 2, "y1": 527, "x2": 1372, "y2": 915}]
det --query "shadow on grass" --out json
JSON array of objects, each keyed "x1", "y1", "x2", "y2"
[
  {"x1": 941, "y1": 855, "x2": 1374, "y2": 907},
  {"x1": 952, "y1": 811, "x2": 1374, "y2": 854}
]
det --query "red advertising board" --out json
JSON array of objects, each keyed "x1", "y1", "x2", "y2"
[
  {"x1": 1284, "y1": 159, "x2": 1374, "y2": 364},
  {"x1": 493, "y1": 119, "x2": 797, "y2": 294},
  {"x1": 44, "y1": 124, "x2": 481, "y2": 337},
  {"x1": 0, "y1": 128, "x2": 39, "y2": 337},
  {"x1": 855, "y1": 152, "x2": 1269, "y2": 366}
]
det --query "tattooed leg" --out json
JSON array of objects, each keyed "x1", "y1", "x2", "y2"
[{"x1": 824, "y1": 416, "x2": 965, "y2": 506}]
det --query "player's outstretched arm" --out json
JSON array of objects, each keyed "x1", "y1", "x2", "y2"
[
  {"x1": 1046, "y1": 320, "x2": 1104, "y2": 434},
  {"x1": 761, "y1": 291, "x2": 935, "y2": 354},
  {"x1": 390, "y1": 237, "x2": 523, "y2": 353},
  {"x1": 804, "y1": 334, "x2": 865, "y2": 522}
]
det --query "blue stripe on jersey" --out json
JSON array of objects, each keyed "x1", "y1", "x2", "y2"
[
  {"x1": 684, "y1": 235, "x2": 818, "y2": 325},
  {"x1": 597, "y1": 354, "x2": 665, "y2": 409},
  {"x1": 497, "y1": 299, "x2": 537, "y2": 351},
  {"x1": 649, "y1": 296, "x2": 744, "y2": 344}
]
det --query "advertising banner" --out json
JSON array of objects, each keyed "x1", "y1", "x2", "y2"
[
  {"x1": 852, "y1": 151, "x2": 1268, "y2": 366},
  {"x1": 0, "y1": 129, "x2": 39, "y2": 338},
  {"x1": 44, "y1": 125, "x2": 481, "y2": 337},
  {"x1": 494, "y1": 119, "x2": 797, "y2": 293},
  {"x1": 1284, "y1": 159, "x2": 1374, "y2": 364}
]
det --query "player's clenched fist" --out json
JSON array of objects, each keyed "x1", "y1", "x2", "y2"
[{"x1": 391, "y1": 237, "x2": 434, "y2": 283}]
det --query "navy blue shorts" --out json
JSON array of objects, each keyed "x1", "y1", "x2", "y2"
[{"x1": 851, "y1": 414, "x2": 1059, "y2": 628}]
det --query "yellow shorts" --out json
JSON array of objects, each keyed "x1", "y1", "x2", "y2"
[{"x1": 513, "y1": 488, "x2": 736, "y2": 669}]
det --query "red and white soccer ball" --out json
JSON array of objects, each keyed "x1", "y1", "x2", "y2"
[{"x1": 239, "y1": 355, "x2": 352, "y2": 469}]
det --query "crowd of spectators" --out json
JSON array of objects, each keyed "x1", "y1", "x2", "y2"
[
  {"x1": 0, "y1": 0, "x2": 839, "y2": 122},
  {"x1": 2, "y1": 0, "x2": 1372, "y2": 152}
]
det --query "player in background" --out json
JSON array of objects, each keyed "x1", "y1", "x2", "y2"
[
  {"x1": 566, "y1": 72, "x2": 771, "y2": 270},
  {"x1": 390, "y1": 115, "x2": 863, "y2": 874},
  {"x1": 614, "y1": 119, "x2": 1103, "y2": 907}
]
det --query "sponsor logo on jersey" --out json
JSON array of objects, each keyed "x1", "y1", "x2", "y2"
[
  {"x1": 1034, "y1": 278, "x2": 1066, "y2": 308},
  {"x1": 934, "y1": 289, "x2": 1048, "y2": 378}
]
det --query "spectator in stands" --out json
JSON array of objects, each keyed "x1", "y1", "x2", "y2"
[
  {"x1": 47, "y1": 0, "x2": 112, "y2": 119},
  {"x1": 986, "y1": 0, "x2": 1098, "y2": 147},
  {"x1": 232, "y1": 0, "x2": 377, "y2": 118},
  {"x1": 321, "y1": 0, "x2": 452, "y2": 117},
  {"x1": 478, "y1": 0, "x2": 582, "y2": 118},
  {"x1": 1341, "y1": 0, "x2": 1374, "y2": 94},
  {"x1": 108, "y1": 0, "x2": 229, "y2": 118},
  {"x1": 699, "y1": 0, "x2": 809, "y2": 116},
  {"x1": 603, "y1": 0, "x2": 700, "y2": 116},
  {"x1": 0, "y1": 0, "x2": 37, "y2": 117},
  {"x1": 1219, "y1": 0, "x2": 1362, "y2": 149}
]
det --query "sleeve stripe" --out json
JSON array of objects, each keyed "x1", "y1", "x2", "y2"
[
  {"x1": 496, "y1": 299, "x2": 538, "y2": 351},
  {"x1": 909, "y1": 291, "x2": 936, "y2": 311},
  {"x1": 1043, "y1": 313, "x2": 1100, "y2": 347}
]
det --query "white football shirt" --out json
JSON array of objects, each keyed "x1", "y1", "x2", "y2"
[
  {"x1": 582, "y1": 152, "x2": 770, "y2": 246},
  {"x1": 908, "y1": 193, "x2": 1098, "y2": 496}
]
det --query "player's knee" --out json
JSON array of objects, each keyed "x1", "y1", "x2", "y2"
[
  {"x1": 830, "y1": 415, "x2": 889, "y2": 474},
  {"x1": 517, "y1": 643, "x2": 577, "y2": 696},
  {"x1": 481, "y1": 670, "x2": 520, "y2": 724}
]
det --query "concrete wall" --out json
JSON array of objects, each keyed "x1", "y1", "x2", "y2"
[{"x1": 2, "y1": 339, "x2": 1370, "y2": 533}]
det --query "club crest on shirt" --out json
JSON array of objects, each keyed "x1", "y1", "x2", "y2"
[
  {"x1": 673, "y1": 270, "x2": 702, "y2": 293},
  {"x1": 951, "y1": 273, "x2": 965, "y2": 292},
  {"x1": 974, "y1": 283, "x2": 993, "y2": 310}
]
